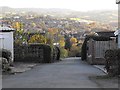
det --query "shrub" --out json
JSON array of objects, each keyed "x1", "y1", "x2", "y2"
[
  {"x1": 0, "y1": 49, "x2": 12, "y2": 72},
  {"x1": 2, "y1": 58, "x2": 11, "y2": 72},
  {"x1": 28, "y1": 34, "x2": 47, "y2": 44},
  {"x1": 52, "y1": 46, "x2": 60, "y2": 62},
  {"x1": 105, "y1": 49, "x2": 120, "y2": 76},
  {"x1": 60, "y1": 48, "x2": 68, "y2": 58},
  {"x1": 68, "y1": 45, "x2": 81, "y2": 57},
  {"x1": 43, "y1": 44, "x2": 52, "y2": 63},
  {"x1": 14, "y1": 44, "x2": 52, "y2": 63},
  {"x1": 0, "y1": 49, "x2": 12, "y2": 64}
]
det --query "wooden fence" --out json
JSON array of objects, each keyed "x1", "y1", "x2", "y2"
[{"x1": 87, "y1": 39, "x2": 117, "y2": 64}]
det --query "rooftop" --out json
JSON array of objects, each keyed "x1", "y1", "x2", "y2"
[
  {"x1": 96, "y1": 31, "x2": 115, "y2": 37},
  {"x1": 116, "y1": 0, "x2": 120, "y2": 4},
  {"x1": 0, "y1": 26, "x2": 15, "y2": 32}
]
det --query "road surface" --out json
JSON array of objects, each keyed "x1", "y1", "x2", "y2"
[{"x1": 3, "y1": 57, "x2": 106, "y2": 88}]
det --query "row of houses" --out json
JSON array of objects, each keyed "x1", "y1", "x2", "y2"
[{"x1": 0, "y1": 1, "x2": 120, "y2": 64}]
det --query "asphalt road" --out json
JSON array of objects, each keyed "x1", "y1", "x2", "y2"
[{"x1": 2, "y1": 57, "x2": 106, "y2": 88}]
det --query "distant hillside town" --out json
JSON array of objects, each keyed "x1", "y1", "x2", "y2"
[{"x1": 0, "y1": 7, "x2": 118, "y2": 41}]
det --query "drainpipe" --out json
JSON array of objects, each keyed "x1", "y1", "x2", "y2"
[
  {"x1": 117, "y1": 0, "x2": 120, "y2": 48},
  {"x1": 118, "y1": 30, "x2": 120, "y2": 48}
]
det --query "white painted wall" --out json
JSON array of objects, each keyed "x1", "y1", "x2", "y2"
[
  {"x1": 118, "y1": 4, "x2": 120, "y2": 48},
  {"x1": 0, "y1": 32, "x2": 14, "y2": 62}
]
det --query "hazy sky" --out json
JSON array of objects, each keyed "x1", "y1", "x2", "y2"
[{"x1": 0, "y1": 0, "x2": 118, "y2": 11}]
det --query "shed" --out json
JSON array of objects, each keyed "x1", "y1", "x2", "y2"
[
  {"x1": 0, "y1": 26, "x2": 15, "y2": 62},
  {"x1": 96, "y1": 31, "x2": 115, "y2": 37},
  {"x1": 81, "y1": 35, "x2": 117, "y2": 65}
]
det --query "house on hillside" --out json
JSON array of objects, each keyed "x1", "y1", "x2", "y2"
[
  {"x1": 81, "y1": 31, "x2": 117, "y2": 65},
  {"x1": 23, "y1": 30, "x2": 46, "y2": 41}
]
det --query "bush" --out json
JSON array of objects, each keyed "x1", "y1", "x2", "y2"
[
  {"x1": 28, "y1": 34, "x2": 47, "y2": 44},
  {"x1": 0, "y1": 49, "x2": 12, "y2": 62},
  {"x1": 2, "y1": 58, "x2": 11, "y2": 72},
  {"x1": 76, "y1": 52, "x2": 81, "y2": 57},
  {"x1": 56, "y1": 47, "x2": 60, "y2": 60},
  {"x1": 68, "y1": 45, "x2": 81, "y2": 57},
  {"x1": 0, "y1": 49, "x2": 12, "y2": 72},
  {"x1": 15, "y1": 44, "x2": 61, "y2": 63},
  {"x1": 52, "y1": 46, "x2": 60, "y2": 62},
  {"x1": 14, "y1": 44, "x2": 52, "y2": 63},
  {"x1": 60, "y1": 48, "x2": 68, "y2": 58},
  {"x1": 105, "y1": 49, "x2": 120, "y2": 76},
  {"x1": 42, "y1": 44, "x2": 52, "y2": 63}
]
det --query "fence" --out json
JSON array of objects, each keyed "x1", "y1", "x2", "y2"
[{"x1": 87, "y1": 39, "x2": 117, "y2": 64}]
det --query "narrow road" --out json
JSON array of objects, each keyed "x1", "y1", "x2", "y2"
[{"x1": 3, "y1": 57, "x2": 105, "y2": 88}]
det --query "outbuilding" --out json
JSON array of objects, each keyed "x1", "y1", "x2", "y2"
[
  {"x1": 0, "y1": 26, "x2": 15, "y2": 62},
  {"x1": 116, "y1": 0, "x2": 120, "y2": 48},
  {"x1": 81, "y1": 31, "x2": 117, "y2": 65}
]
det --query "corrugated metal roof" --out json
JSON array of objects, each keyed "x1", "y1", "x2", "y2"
[{"x1": 0, "y1": 26, "x2": 15, "y2": 32}]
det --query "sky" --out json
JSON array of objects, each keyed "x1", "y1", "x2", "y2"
[{"x1": 0, "y1": 0, "x2": 118, "y2": 11}]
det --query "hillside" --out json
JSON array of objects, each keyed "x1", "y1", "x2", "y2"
[{"x1": 1, "y1": 7, "x2": 118, "y2": 23}]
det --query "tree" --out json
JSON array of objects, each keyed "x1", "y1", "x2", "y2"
[
  {"x1": 12, "y1": 22, "x2": 24, "y2": 30},
  {"x1": 28, "y1": 34, "x2": 47, "y2": 44},
  {"x1": 14, "y1": 30, "x2": 28, "y2": 45},
  {"x1": 40, "y1": 21, "x2": 46, "y2": 30},
  {"x1": 65, "y1": 35, "x2": 71, "y2": 51},
  {"x1": 48, "y1": 28, "x2": 59, "y2": 35},
  {"x1": 70, "y1": 37, "x2": 77, "y2": 45},
  {"x1": 69, "y1": 44, "x2": 80, "y2": 57},
  {"x1": 59, "y1": 40, "x2": 65, "y2": 48}
]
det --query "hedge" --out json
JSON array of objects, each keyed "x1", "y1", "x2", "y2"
[
  {"x1": 104, "y1": 49, "x2": 120, "y2": 76},
  {"x1": 14, "y1": 44, "x2": 60, "y2": 63},
  {"x1": 52, "y1": 46, "x2": 60, "y2": 62},
  {"x1": 14, "y1": 44, "x2": 51, "y2": 63}
]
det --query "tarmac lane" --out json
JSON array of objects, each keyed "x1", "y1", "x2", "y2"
[{"x1": 2, "y1": 57, "x2": 118, "y2": 88}]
